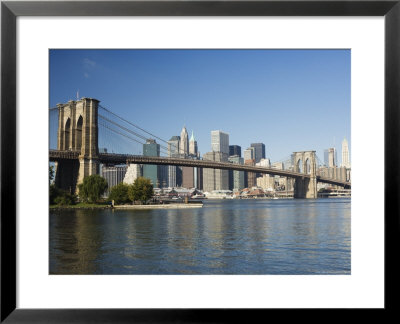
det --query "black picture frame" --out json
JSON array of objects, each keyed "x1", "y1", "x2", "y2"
[{"x1": 1, "y1": 0, "x2": 399, "y2": 322}]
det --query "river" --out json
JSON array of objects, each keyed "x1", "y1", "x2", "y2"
[{"x1": 49, "y1": 198, "x2": 351, "y2": 275}]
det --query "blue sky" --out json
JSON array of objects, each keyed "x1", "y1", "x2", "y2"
[{"x1": 50, "y1": 49, "x2": 350, "y2": 164}]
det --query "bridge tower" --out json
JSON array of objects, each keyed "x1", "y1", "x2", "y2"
[
  {"x1": 55, "y1": 98, "x2": 100, "y2": 192},
  {"x1": 292, "y1": 151, "x2": 317, "y2": 199}
]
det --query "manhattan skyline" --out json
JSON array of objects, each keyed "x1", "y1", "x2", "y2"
[{"x1": 50, "y1": 49, "x2": 351, "y2": 163}]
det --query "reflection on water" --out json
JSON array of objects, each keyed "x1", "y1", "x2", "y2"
[{"x1": 50, "y1": 199, "x2": 351, "y2": 275}]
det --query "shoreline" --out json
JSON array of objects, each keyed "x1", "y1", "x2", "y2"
[{"x1": 113, "y1": 203, "x2": 203, "y2": 209}]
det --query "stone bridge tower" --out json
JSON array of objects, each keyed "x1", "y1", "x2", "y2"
[
  {"x1": 55, "y1": 98, "x2": 99, "y2": 192},
  {"x1": 292, "y1": 151, "x2": 317, "y2": 199}
]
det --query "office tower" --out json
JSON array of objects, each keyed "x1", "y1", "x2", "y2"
[
  {"x1": 167, "y1": 136, "x2": 180, "y2": 187},
  {"x1": 143, "y1": 139, "x2": 160, "y2": 187},
  {"x1": 180, "y1": 126, "x2": 189, "y2": 156},
  {"x1": 101, "y1": 165, "x2": 127, "y2": 195},
  {"x1": 341, "y1": 138, "x2": 350, "y2": 168},
  {"x1": 202, "y1": 151, "x2": 229, "y2": 192},
  {"x1": 228, "y1": 155, "x2": 245, "y2": 191},
  {"x1": 123, "y1": 164, "x2": 142, "y2": 185},
  {"x1": 189, "y1": 131, "x2": 198, "y2": 156},
  {"x1": 229, "y1": 145, "x2": 241, "y2": 157},
  {"x1": 245, "y1": 159, "x2": 256, "y2": 188},
  {"x1": 211, "y1": 130, "x2": 229, "y2": 155},
  {"x1": 243, "y1": 147, "x2": 255, "y2": 161},
  {"x1": 250, "y1": 143, "x2": 266, "y2": 163},
  {"x1": 256, "y1": 158, "x2": 271, "y2": 168},
  {"x1": 324, "y1": 148, "x2": 336, "y2": 168}
]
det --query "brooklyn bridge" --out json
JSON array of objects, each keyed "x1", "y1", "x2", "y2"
[{"x1": 49, "y1": 97, "x2": 351, "y2": 199}]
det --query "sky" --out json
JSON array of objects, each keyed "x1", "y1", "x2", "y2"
[{"x1": 49, "y1": 49, "x2": 351, "y2": 164}]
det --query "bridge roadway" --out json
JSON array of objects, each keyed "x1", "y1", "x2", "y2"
[{"x1": 49, "y1": 150, "x2": 351, "y2": 188}]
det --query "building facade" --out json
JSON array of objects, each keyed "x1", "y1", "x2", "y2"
[
  {"x1": 341, "y1": 138, "x2": 351, "y2": 168},
  {"x1": 228, "y1": 155, "x2": 245, "y2": 191},
  {"x1": 202, "y1": 151, "x2": 229, "y2": 192},
  {"x1": 123, "y1": 164, "x2": 142, "y2": 185},
  {"x1": 101, "y1": 165, "x2": 127, "y2": 195},
  {"x1": 143, "y1": 139, "x2": 160, "y2": 187},
  {"x1": 211, "y1": 130, "x2": 229, "y2": 155},
  {"x1": 250, "y1": 143, "x2": 266, "y2": 163},
  {"x1": 229, "y1": 145, "x2": 241, "y2": 157}
]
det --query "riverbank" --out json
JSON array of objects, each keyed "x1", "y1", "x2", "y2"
[
  {"x1": 50, "y1": 202, "x2": 203, "y2": 210},
  {"x1": 114, "y1": 203, "x2": 203, "y2": 209}
]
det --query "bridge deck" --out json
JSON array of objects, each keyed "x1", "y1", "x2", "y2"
[{"x1": 49, "y1": 150, "x2": 351, "y2": 188}]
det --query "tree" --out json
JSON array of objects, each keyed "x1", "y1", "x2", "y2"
[
  {"x1": 109, "y1": 182, "x2": 130, "y2": 205},
  {"x1": 78, "y1": 175, "x2": 108, "y2": 203},
  {"x1": 128, "y1": 177, "x2": 153, "y2": 204},
  {"x1": 49, "y1": 165, "x2": 55, "y2": 183}
]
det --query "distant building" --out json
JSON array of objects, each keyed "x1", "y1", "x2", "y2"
[
  {"x1": 189, "y1": 131, "x2": 198, "y2": 156},
  {"x1": 243, "y1": 147, "x2": 255, "y2": 161},
  {"x1": 180, "y1": 126, "x2": 189, "y2": 156},
  {"x1": 211, "y1": 130, "x2": 229, "y2": 155},
  {"x1": 101, "y1": 165, "x2": 127, "y2": 195},
  {"x1": 228, "y1": 155, "x2": 245, "y2": 191},
  {"x1": 167, "y1": 135, "x2": 180, "y2": 187},
  {"x1": 203, "y1": 151, "x2": 229, "y2": 192},
  {"x1": 143, "y1": 139, "x2": 160, "y2": 187},
  {"x1": 244, "y1": 159, "x2": 256, "y2": 188},
  {"x1": 229, "y1": 145, "x2": 241, "y2": 157},
  {"x1": 324, "y1": 147, "x2": 337, "y2": 168},
  {"x1": 250, "y1": 143, "x2": 266, "y2": 163},
  {"x1": 123, "y1": 164, "x2": 142, "y2": 184},
  {"x1": 341, "y1": 138, "x2": 351, "y2": 168}
]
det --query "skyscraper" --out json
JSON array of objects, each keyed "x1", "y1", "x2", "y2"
[
  {"x1": 143, "y1": 139, "x2": 160, "y2": 187},
  {"x1": 167, "y1": 136, "x2": 180, "y2": 187},
  {"x1": 341, "y1": 138, "x2": 350, "y2": 168},
  {"x1": 324, "y1": 148, "x2": 336, "y2": 168},
  {"x1": 189, "y1": 131, "x2": 198, "y2": 156},
  {"x1": 229, "y1": 145, "x2": 241, "y2": 157},
  {"x1": 180, "y1": 126, "x2": 189, "y2": 156},
  {"x1": 202, "y1": 151, "x2": 229, "y2": 192},
  {"x1": 211, "y1": 130, "x2": 229, "y2": 155},
  {"x1": 250, "y1": 143, "x2": 266, "y2": 163}
]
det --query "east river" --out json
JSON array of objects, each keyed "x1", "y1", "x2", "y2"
[{"x1": 49, "y1": 199, "x2": 351, "y2": 275}]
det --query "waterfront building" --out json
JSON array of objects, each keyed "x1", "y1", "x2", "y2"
[
  {"x1": 229, "y1": 145, "x2": 241, "y2": 157},
  {"x1": 123, "y1": 164, "x2": 142, "y2": 184},
  {"x1": 341, "y1": 138, "x2": 351, "y2": 168},
  {"x1": 228, "y1": 155, "x2": 245, "y2": 191},
  {"x1": 143, "y1": 139, "x2": 160, "y2": 187},
  {"x1": 101, "y1": 165, "x2": 127, "y2": 195},
  {"x1": 202, "y1": 151, "x2": 229, "y2": 192},
  {"x1": 211, "y1": 130, "x2": 229, "y2": 155},
  {"x1": 180, "y1": 126, "x2": 189, "y2": 156},
  {"x1": 250, "y1": 143, "x2": 266, "y2": 163}
]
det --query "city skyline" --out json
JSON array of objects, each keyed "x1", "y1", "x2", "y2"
[{"x1": 50, "y1": 49, "x2": 351, "y2": 163}]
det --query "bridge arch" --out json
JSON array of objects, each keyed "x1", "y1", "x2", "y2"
[
  {"x1": 305, "y1": 158, "x2": 311, "y2": 174},
  {"x1": 75, "y1": 115, "x2": 83, "y2": 151},
  {"x1": 64, "y1": 118, "x2": 71, "y2": 150}
]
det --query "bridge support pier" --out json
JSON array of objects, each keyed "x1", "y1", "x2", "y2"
[
  {"x1": 293, "y1": 176, "x2": 317, "y2": 199},
  {"x1": 292, "y1": 151, "x2": 317, "y2": 199},
  {"x1": 56, "y1": 98, "x2": 100, "y2": 193}
]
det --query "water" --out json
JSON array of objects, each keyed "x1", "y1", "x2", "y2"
[{"x1": 49, "y1": 199, "x2": 351, "y2": 275}]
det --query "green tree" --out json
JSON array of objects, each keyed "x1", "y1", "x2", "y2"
[
  {"x1": 128, "y1": 177, "x2": 153, "y2": 204},
  {"x1": 78, "y1": 175, "x2": 108, "y2": 203},
  {"x1": 109, "y1": 182, "x2": 131, "y2": 205},
  {"x1": 49, "y1": 165, "x2": 55, "y2": 183}
]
